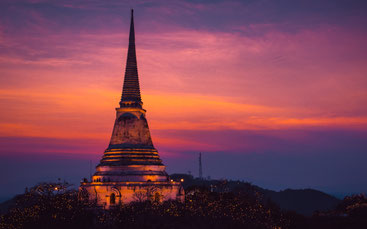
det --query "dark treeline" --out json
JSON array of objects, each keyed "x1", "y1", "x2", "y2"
[
  {"x1": 170, "y1": 174, "x2": 341, "y2": 216},
  {"x1": 0, "y1": 180, "x2": 366, "y2": 229}
]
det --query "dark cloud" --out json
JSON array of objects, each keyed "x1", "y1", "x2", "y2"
[{"x1": 1, "y1": 0, "x2": 366, "y2": 37}]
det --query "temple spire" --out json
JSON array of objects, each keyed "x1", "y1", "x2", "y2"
[
  {"x1": 120, "y1": 9, "x2": 142, "y2": 108},
  {"x1": 80, "y1": 9, "x2": 184, "y2": 209}
]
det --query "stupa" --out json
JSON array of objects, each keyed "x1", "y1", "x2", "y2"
[{"x1": 79, "y1": 10, "x2": 184, "y2": 208}]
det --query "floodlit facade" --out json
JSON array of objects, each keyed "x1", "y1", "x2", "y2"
[{"x1": 79, "y1": 10, "x2": 184, "y2": 208}]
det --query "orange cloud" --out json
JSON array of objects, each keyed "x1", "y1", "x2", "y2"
[
  {"x1": 1, "y1": 85, "x2": 366, "y2": 143},
  {"x1": 1, "y1": 23, "x2": 367, "y2": 147}
]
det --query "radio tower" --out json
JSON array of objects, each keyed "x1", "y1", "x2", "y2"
[{"x1": 199, "y1": 152, "x2": 203, "y2": 179}]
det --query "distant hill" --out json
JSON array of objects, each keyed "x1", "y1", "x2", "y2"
[
  {"x1": 261, "y1": 188, "x2": 341, "y2": 216},
  {"x1": 170, "y1": 173, "x2": 341, "y2": 216}
]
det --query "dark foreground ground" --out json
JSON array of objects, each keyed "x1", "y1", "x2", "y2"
[{"x1": 1, "y1": 178, "x2": 366, "y2": 229}]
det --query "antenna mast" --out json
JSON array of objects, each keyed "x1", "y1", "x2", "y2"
[{"x1": 199, "y1": 152, "x2": 203, "y2": 179}]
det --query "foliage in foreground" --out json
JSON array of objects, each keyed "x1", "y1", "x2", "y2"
[
  {"x1": 1, "y1": 182, "x2": 367, "y2": 229},
  {"x1": 0, "y1": 183, "x2": 285, "y2": 229}
]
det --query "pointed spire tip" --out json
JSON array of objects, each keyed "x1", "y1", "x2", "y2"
[{"x1": 120, "y1": 8, "x2": 141, "y2": 108}]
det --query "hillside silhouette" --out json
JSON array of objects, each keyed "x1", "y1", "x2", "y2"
[
  {"x1": 1, "y1": 176, "x2": 366, "y2": 229},
  {"x1": 170, "y1": 174, "x2": 340, "y2": 216}
]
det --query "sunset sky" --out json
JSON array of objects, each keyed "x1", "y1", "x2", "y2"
[{"x1": 1, "y1": 0, "x2": 367, "y2": 200}]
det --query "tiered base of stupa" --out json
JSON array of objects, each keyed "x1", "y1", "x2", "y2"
[{"x1": 80, "y1": 147, "x2": 184, "y2": 208}]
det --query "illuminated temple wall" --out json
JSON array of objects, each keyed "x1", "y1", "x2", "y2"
[
  {"x1": 80, "y1": 181, "x2": 184, "y2": 208},
  {"x1": 109, "y1": 107, "x2": 153, "y2": 147}
]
